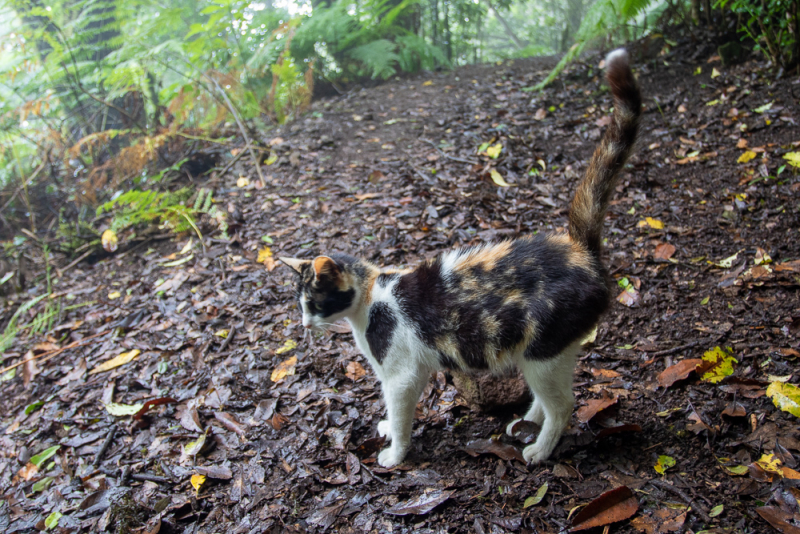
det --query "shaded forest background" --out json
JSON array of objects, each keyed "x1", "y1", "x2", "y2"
[{"x1": 0, "y1": 0, "x2": 797, "y2": 277}]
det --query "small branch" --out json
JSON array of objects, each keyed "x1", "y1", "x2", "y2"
[
  {"x1": 56, "y1": 249, "x2": 93, "y2": 278},
  {"x1": 649, "y1": 479, "x2": 712, "y2": 524},
  {"x1": 217, "y1": 147, "x2": 248, "y2": 178},
  {"x1": 0, "y1": 329, "x2": 113, "y2": 375},
  {"x1": 0, "y1": 162, "x2": 46, "y2": 214},
  {"x1": 420, "y1": 139, "x2": 479, "y2": 164},
  {"x1": 217, "y1": 324, "x2": 236, "y2": 354},
  {"x1": 93, "y1": 424, "x2": 118, "y2": 468},
  {"x1": 206, "y1": 76, "x2": 266, "y2": 188}
]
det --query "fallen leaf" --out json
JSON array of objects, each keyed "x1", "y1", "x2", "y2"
[
  {"x1": 766, "y1": 382, "x2": 800, "y2": 417},
  {"x1": 385, "y1": 489, "x2": 455, "y2": 516},
  {"x1": 630, "y1": 508, "x2": 687, "y2": 534},
  {"x1": 102, "y1": 229, "x2": 118, "y2": 252},
  {"x1": 236, "y1": 176, "x2": 249, "y2": 187},
  {"x1": 44, "y1": 511, "x2": 62, "y2": 530},
  {"x1": 89, "y1": 349, "x2": 141, "y2": 375},
  {"x1": 697, "y1": 346, "x2": 737, "y2": 383},
  {"x1": 534, "y1": 108, "x2": 547, "y2": 120},
  {"x1": 485, "y1": 143, "x2": 502, "y2": 159},
  {"x1": 489, "y1": 169, "x2": 510, "y2": 187},
  {"x1": 183, "y1": 433, "x2": 207, "y2": 458},
  {"x1": 654, "y1": 243, "x2": 676, "y2": 261},
  {"x1": 214, "y1": 411, "x2": 246, "y2": 436},
  {"x1": 721, "y1": 401, "x2": 746, "y2": 418},
  {"x1": 570, "y1": 486, "x2": 638, "y2": 531},
  {"x1": 133, "y1": 397, "x2": 177, "y2": 420},
  {"x1": 422, "y1": 80, "x2": 433, "y2": 86},
  {"x1": 722, "y1": 464, "x2": 749, "y2": 476},
  {"x1": 275, "y1": 339, "x2": 297, "y2": 355},
  {"x1": 524, "y1": 482, "x2": 548, "y2": 508},
  {"x1": 654, "y1": 455, "x2": 676, "y2": 475},
  {"x1": 783, "y1": 152, "x2": 800, "y2": 169},
  {"x1": 686, "y1": 411, "x2": 714, "y2": 434},
  {"x1": 194, "y1": 465, "x2": 233, "y2": 480},
  {"x1": 756, "y1": 506, "x2": 800, "y2": 534},
  {"x1": 638, "y1": 217, "x2": 664, "y2": 230},
  {"x1": 657, "y1": 359, "x2": 702, "y2": 388},
  {"x1": 103, "y1": 402, "x2": 144, "y2": 417},
  {"x1": 265, "y1": 152, "x2": 278, "y2": 165},
  {"x1": 576, "y1": 390, "x2": 618, "y2": 423},
  {"x1": 108, "y1": 291, "x2": 121, "y2": 300},
  {"x1": 30, "y1": 445, "x2": 59, "y2": 469},
  {"x1": 738, "y1": 150, "x2": 757, "y2": 163},
  {"x1": 271, "y1": 355, "x2": 297, "y2": 382},
  {"x1": 463, "y1": 438, "x2": 525, "y2": 463},
  {"x1": 345, "y1": 361, "x2": 366, "y2": 381},
  {"x1": 711, "y1": 67, "x2": 721, "y2": 78},
  {"x1": 616, "y1": 287, "x2": 640, "y2": 307},
  {"x1": 190, "y1": 474, "x2": 206, "y2": 494},
  {"x1": 257, "y1": 247, "x2": 273, "y2": 264}
]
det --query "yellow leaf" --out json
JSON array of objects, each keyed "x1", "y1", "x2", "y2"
[
  {"x1": 783, "y1": 152, "x2": 800, "y2": 168},
  {"x1": 271, "y1": 355, "x2": 297, "y2": 382},
  {"x1": 766, "y1": 382, "x2": 800, "y2": 417},
  {"x1": 637, "y1": 217, "x2": 664, "y2": 230},
  {"x1": 184, "y1": 433, "x2": 207, "y2": 457},
  {"x1": 191, "y1": 474, "x2": 206, "y2": 494},
  {"x1": 711, "y1": 68, "x2": 721, "y2": 78},
  {"x1": 102, "y1": 229, "x2": 118, "y2": 253},
  {"x1": 108, "y1": 291, "x2": 121, "y2": 300},
  {"x1": 266, "y1": 152, "x2": 278, "y2": 165},
  {"x1": 103, "y1": 402, "x2": 144, "y2": 416},
  {"x1": 737, "y1": 150, "x2": 757, "y2": 163},
  {"x1": 655, "y1": 455, "x2": 676, "y2": 474},
  {"x1": 489, "y1": 169, "x2": 510, "y2": 187},
  {"x1": 422, "y1": 80, "x2": 433, "y2": 86},
  {"x1": 275, "y1": 339, "x2": 297, "y2": 355},
  {"x1": 180, "y1": 238, "x2": 193, "y2": 255},
  {"x1": 756, "y1": 453, "x2": 783, "y2": 474},
  {"x1": 89, "y1": 349, "x2": 141, "y2": 375},
  {"x1": 214, "y1": 329, "x2": 229, "y2": 338},
  {"x1": 236, "y1": 176, "x2": 250, "y2": 187},
  {"x1": 699, "y1": 346, "x2": 737, "y2": 383},
  {"x1": 257, "y1": 247, "x2": 273, "y2": 263},
  {"x1": 485, "y1": 143, "x2": 502, "y2": 159}
]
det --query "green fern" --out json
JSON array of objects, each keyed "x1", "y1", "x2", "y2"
[
  {"x1": 535, "y1": 0, "x2": 657, "y2": 90},
  {"x1": 348, "y1": 39, "x2": 401, "y2": 79}
]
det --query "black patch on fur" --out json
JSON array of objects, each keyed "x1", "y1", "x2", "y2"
[
  {"x1": 438, "y1": 352, "x2": 460, "y2": 370},
  {"x1": 366, "y1": 302, "x2": 396, "y2": 364},
  {"x1": 329, "y1": 253, "x2": 367, "y2": 278},
  {"x1": 395, "y1": 260, "x2": 450, "y2": 345}
]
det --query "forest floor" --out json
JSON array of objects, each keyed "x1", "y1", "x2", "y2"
[{"x1": 1, "y1": 38, "x2": 800, "y2": 534}]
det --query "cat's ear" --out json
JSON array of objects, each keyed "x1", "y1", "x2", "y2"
[
  {"x1": 278, "y1": 257, "x2": 311, "y2": 274},
  {"x1": 312, "y1": 256, "x2": 341, "y2": 280}
]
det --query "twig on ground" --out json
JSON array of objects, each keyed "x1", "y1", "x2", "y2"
[
  {"x1": 420, "y1": 138, "x2": 479, "y2": 164},
  {"x1": 217, "y1": 324, "x2": 236, "y2": 353},
  {"x1": 56, "y1": 249, "x2": 93, "y2": 278},
  {"x1": 649, "y1": 479, "x2": 712, "y2": 524},
  {"x1": 93, "y1": 424, "x2": 118, "y2": 468},
  {"x1": 0, "y1": 329, "x2": 113, "y2": 374}
]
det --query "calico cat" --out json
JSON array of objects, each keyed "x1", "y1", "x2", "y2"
[{"x1": 280, "y1": 49, "x2": 641, "y2": 468}]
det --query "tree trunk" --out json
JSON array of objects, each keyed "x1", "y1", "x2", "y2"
[{"x1": 484, "y1": 0, "x2": 527, "y2": 50}]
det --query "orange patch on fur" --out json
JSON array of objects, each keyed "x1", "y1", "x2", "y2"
[{"x1": 454, "y1": 241, "x2": 512, "y2": 273}]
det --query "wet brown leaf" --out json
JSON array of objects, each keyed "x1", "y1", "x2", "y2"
[
  {"x1": 463, "y1": 438, "x2": 525, "y2": 463},
  {"x1": 214, "y1": 412, "x2": 246, "y2": 436},
  {"x1": 756, "y1": 506, "x2": 800, "y2": 534},
  {"x1": 385, "y1": 489, "x2": 455, "y2": 516},
  {"x1": 654, "y1": 243, "x2": 676, "y2": 261},
  {"x1": 570, "y1": 486, "x2": 638, "y2": 531},
  {"x1": 195, "y1": 465, "x2": 233, "y2": 480},
  {"x1": 576, "y1": 390, "x2": 618, "y2": 423},
  {"x1": 657, "y1": 359, "x2": 702, "y2": 388},
  {"x1": 133, "y1": 397, "x2": 177, "y2": 420},
  {"x1": 630, "y1": 508, "x2": 687, "y2": 533}
]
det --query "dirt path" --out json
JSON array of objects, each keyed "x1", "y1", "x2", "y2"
[{"x1": 1, "y1": 44, "x2": 799, "y2": 534}]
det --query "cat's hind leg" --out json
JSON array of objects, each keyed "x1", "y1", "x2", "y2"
[
  {"x1": 377, "y1": 370, "x2": 428, "y2": 468},
  {"x1": 516, "y1": 343, "x2": 579, "y2": 464}
]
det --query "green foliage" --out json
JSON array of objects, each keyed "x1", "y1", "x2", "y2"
[
  {"x1": 717, "y1": 0, "x2": 798, "y2": 68},
  {"x1": 535, "y1": 0, "x2": 661, "y2": 90},
  {"x1": 97, "y1": 188, "x2": 195, "y2": 233}
]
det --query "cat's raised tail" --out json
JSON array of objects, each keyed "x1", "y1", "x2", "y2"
[{"x1": 568, "y1": 48, "x2": 642, "y2": 256}]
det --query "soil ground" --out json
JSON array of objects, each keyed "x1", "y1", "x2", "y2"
[{"x1": 1, "y1": 40, "x2": 799, "y2": 534}]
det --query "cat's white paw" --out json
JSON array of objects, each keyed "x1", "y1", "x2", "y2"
[
  {"x1": 506, "y1": 418, "x2": 523, "y2": 436},
  {"x1": 522, "y1": 442, "x2": 552, "y2": 464},
  {"x1": 377, "y1": 446, "x2": 405, "y2": 468},
  {"x1": 377, "y1": 420, "x2": 392, "y2": 441}
]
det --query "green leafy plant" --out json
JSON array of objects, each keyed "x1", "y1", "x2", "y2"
[{"x1": 717, "y1": 0, "x2": 799, "y2": 68}]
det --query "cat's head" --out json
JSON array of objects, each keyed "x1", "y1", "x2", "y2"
[{"x1": 279, "y1": 253, "x2": 369, "y2": 329}]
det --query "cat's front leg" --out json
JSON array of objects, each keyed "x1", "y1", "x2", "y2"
[{"x1": 377, "y1": 373, "x2": 428, "y2": 468}]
